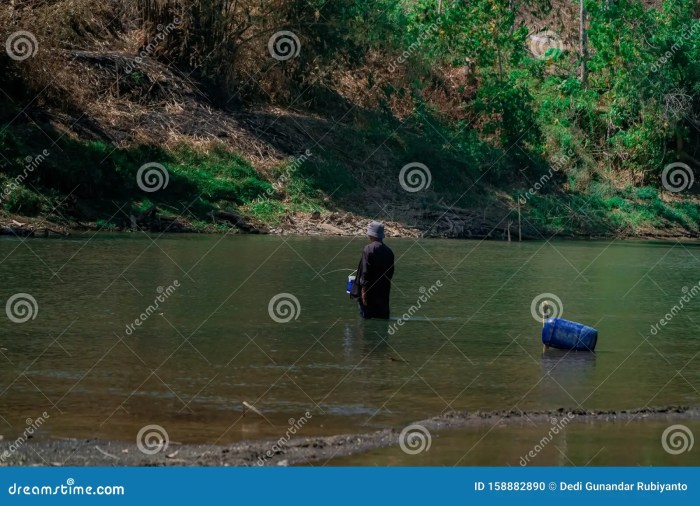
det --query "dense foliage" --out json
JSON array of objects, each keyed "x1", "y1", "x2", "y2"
[
  {"x1": 1, "y1": 0, "x2": 699, "y2": 234},
  {"x1": 133, "y1": 0, "x2": 700, "y2": 194}
]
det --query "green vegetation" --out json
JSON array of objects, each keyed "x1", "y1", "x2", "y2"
[
  {"x1": 0, "y1": 120, "x2": 273, "y2": 227},
  {"x1": 1, "y1": 0, "x2": 699, "y2": 236}
]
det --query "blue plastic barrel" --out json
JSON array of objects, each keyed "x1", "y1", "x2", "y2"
[
  {"x1": 346, "y1": 275, "x2": 356, "y2": 294},
  {"x1": 542, "y1": 318, "x2": 598, "y2": 351}
]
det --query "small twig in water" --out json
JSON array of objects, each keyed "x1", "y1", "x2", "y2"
[{"x1": 242, "y1": 401, "x2": 264, "y2": 417}]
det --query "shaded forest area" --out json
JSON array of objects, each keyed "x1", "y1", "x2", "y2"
[{"x1": 1, "y1": 0, "x2": 699, "y2": 238}]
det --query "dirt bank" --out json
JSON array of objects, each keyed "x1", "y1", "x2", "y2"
[
  {"x1": 1, "y1": 406, "x2": 696, "y2": 467},
  {"x1": 3, "y1": 208, "x2": 698, "y2": 241}
]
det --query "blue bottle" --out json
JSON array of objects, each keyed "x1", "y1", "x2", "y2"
[{"x1": 542, "y1": 318, "x2": 598, "y2": 351}]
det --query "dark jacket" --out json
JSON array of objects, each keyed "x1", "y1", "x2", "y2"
[{"x1": 350, "y1": 240, "x2": 394, "y2": 317}]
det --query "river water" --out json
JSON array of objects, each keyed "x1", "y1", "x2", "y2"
[{"x1": 1, "y1": 234, "x2": 699, "y2": 464}]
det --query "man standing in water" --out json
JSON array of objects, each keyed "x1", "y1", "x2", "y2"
[{"x1": 350, "y1": 221, "x2": 395, "y2": 319}]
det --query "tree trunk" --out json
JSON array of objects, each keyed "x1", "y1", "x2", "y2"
[{"x1": 580, "y1": 0, "x2": 588, "y2": 87}]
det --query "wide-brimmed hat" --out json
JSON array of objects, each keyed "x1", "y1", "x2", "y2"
[{"x1": 366, "y1": 221, "x2": 385, "y2": 240}]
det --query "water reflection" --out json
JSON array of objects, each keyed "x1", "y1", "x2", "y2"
[
  {"x1": 539, "y1": 350, "x2": 597, "y2": 407},
  {"x1": 343, "y1": 320, "x2": 392, "y2": 359}
]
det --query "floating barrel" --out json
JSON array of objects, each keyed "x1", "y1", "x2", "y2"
[{"x1": 542, "y1": 318, "x2": 598, "y2": 351}]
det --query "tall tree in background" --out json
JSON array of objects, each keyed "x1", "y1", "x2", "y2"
[{"x1": 580, "y1": 0, "x2": 588, "y2": 87}]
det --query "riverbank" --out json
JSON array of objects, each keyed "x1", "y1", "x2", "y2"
[
  {"x1": 2, "y1": 207, "x2": 698, "y2": 241},
  {"x1": 3, "y1": 70, "x2": 700, "y2": 242},
  {"x1": 1, "y1": 406, "x2": 696, "y2": 467}
]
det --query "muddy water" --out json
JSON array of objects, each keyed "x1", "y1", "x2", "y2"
[
  {"x1": 0, "y1": 234, "x2": 698, "y2": 464},
  {"x1": 330, "y1": 420, "x2": 700, "y2": 466}
]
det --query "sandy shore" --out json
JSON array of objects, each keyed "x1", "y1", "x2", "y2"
[{"x1": 0, "y1": 406, "x2": 696, "y2": 467}]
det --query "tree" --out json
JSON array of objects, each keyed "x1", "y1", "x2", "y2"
[{"x1": 580, "y1": 0, "x2": 588, "y2": 87}]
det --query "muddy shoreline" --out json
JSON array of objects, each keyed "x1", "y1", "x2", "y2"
[
  {"x1": 4, "y1": 205, "x2": 700, "y2": 241},
  {"x1": 1, "y1": 406, "x2": 697, "y2": 467},
  {"x1": 1, "y1": 214, "x2": 697, "y2": 241}
]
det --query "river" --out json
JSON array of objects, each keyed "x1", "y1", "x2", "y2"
[{"x1": 1, "y1": 234, "x2": 699, "y2": 465}]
